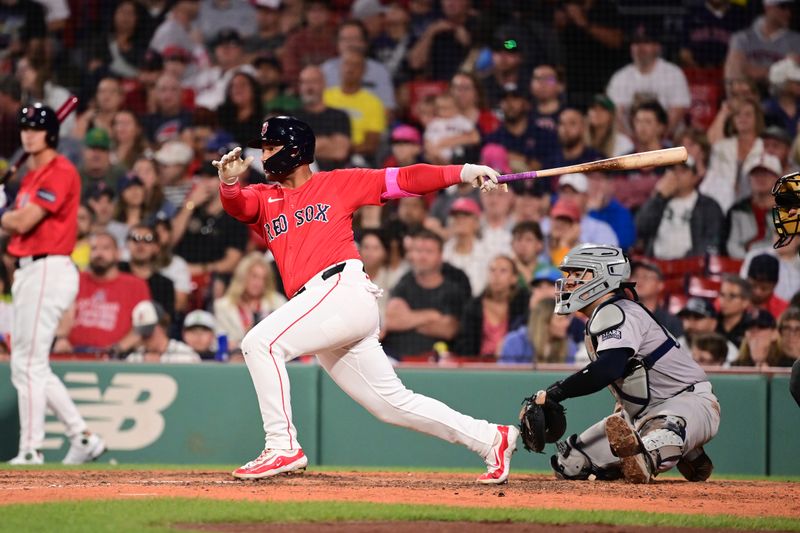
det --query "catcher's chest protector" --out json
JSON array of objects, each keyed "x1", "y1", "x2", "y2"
[{"x1": 585, "y1": 298, "x2": 678, "y2": 418}]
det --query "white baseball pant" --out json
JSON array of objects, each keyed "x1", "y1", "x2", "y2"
[
  {"x1": 11, "y1": 255, "x2": 86, "y2": 452},
  {"x1": 240, "y1": 259, "x2": 496, "y2": 458}
]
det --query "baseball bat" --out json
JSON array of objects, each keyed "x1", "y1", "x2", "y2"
[
  {"x1": 497, "y1": 146, "x2": 688, "y2": 183},
  {"x1": 0, "y1": 96, "x2": 79, "y2": 185}
]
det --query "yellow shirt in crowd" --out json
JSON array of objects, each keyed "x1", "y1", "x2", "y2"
[{"x1": 323, "y1": 87, "x2": 386, "y2": 146}]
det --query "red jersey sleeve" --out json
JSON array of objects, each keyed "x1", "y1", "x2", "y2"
[
  {"x1": 219, "y1": 182, "x2": 261, "y2": 224},
  {"x1": 30, "y1": 164, "x2": 75, "y2": 213},
  {"x1": 332, "y1": 165, "x2": 462, "y2": 212}
]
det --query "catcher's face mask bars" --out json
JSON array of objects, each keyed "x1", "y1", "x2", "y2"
[{"x1": 772, "y1": 172, "x2": 800, "y2": 249}]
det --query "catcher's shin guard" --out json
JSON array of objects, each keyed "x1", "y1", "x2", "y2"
[{"x1": 551, "y1": 434, "x2": 621, "y2": 481}]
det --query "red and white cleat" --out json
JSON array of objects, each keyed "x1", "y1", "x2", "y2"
[
  {"x1": 476, "y1": 425, "x2": 520, "y2": 485},
  {"x1": 232, "y1": 448, "x2": 308, "y2": 479}
]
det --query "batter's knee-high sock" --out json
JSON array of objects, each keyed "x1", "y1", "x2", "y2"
[{"x1": 241, "y1": 335, "x2": 300, "y2": 450}]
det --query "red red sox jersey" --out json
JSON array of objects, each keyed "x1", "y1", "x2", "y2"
[
  {"x1": 8, "y1": 154, "x2": 80, "y2": 257},
  {"x1": 221, "y1": 165, "x2": 461, "y2": 297},
  {"x1": 68, "y1": 272, "x2": 152, "y2": 349}
]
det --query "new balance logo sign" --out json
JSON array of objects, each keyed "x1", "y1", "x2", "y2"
[{"x1": 43, "y1": 372, "x2": 178, "y2": 451}]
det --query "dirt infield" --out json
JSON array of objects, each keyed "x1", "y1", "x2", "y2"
[{"x1": 0, "y1": 469, "x2": 798, "y2": 521}]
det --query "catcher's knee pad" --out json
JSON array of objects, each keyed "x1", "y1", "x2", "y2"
[
  {"x1": 639, "y1": 416, "x2": 686, "y2": 472},
  {"x1": 551, "y1": 434, "x2": 620, "y2": 481}
]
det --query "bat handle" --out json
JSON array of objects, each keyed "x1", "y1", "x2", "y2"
[{"x1": 497, "y1": 171, "x2": 539, "y2": 184}]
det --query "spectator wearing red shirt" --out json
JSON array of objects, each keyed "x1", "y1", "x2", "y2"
[{"x1": 59, "y1": 231, "x2": 151, "y2": 354}]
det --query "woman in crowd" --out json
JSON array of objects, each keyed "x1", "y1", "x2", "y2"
[
  {"x1": 84, "y1": 0, "x2": 149, "y2": 78},
  {"x1": 449, "y1": 71, "x2": 499, "y2": 136},
  {"x1": 131, "y1": 156, "x2": 177, "y2": 223},
  {"x1": 587, "y1": 94, "x2": 633, "y2": 158},
  {"x1": 111, "y1": 110, "x2": 149, "y2": 171},
  {"x1": 454, "y1": 256, "x2": 529, "y2": 358},
  {"x1": 214, "y1": 252, "x2": 287, "y2": 351},
  {"x1": 500, "y1": 297, "x2": 578, "y2": 364},
  {"x1": 217, "y1": 72, "x2": 264, "y2": 147},
  {"x1": 358, "y1": 229, "x2": 393, "y2": 325},
  {"x1": 110, "y1": 175, "x2": 148, "y2": 253},
  {"x1": 700, "y1": 97, "x2": 765, "y2": 212}
]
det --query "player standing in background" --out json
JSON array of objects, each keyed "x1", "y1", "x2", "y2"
[
  {"x1": 2, "y1": 103, "x2": 105, "y2": 465},
  {"x1": 523, "y1": 244, "x2": 720, "y2": 483},
  {"x1": 214, "y1": 116, "x2": 520, "y2": 484}
]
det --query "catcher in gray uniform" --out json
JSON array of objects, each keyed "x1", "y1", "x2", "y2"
[{"x1": 521, "y1": 244, "x2": 721, "y2": 483}]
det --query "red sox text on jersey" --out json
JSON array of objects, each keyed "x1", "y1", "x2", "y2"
[{"x1": 264, "y1": 203, "x2": 331, "y2": 242}]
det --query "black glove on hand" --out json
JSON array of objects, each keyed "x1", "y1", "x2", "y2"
[{"x1": 518, "y1": 388, "x2": 567, "y2": 453}]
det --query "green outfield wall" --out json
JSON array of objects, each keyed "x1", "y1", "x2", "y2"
[{"x1": 0, "y1": 363, "x2": 795, "y2": 475}]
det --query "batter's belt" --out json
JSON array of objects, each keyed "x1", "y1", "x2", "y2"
[{"x1": 293, "y1": 261, "x2": 366, "y2": 297}]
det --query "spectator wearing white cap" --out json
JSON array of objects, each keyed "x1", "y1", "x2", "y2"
[
  {"x1": 127, "y1": 301, "x2": 200, "y2": 363},
  {"x1": 540, "y1": 173, "x2": 618, "y2": 247},
  {"x1": 154, "y1": 140, "x2": 195, "y2": 208},
  {"x1": 724, "y1": 0, "x2": 800, "y2": 87},
  {"x1": 636, "y1": 157, "x2": 725, "y2": 259},
  {"x1": 182, "y1": 309, "x2": 218, "y2": 360},
  {"x1": 764, "y1": 56, "x2": 800, "y2": 139},
  {"x1": 724, "y1": 154, "x2": 783, "y2": 259}
]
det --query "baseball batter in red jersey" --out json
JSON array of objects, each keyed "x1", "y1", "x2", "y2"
[
  {"x1": 214, "y1": 116, "x2": 520, "y2": 483},
  {"x1": 2, "y1": 103, "x2": 105, "y2": 465}
]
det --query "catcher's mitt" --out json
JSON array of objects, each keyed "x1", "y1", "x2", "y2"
[{"x1": 519, "y1": 392, "x2": 567, "y2": 453}]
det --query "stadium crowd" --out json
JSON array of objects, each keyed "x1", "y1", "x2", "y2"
[{"x1": 0, "y1": 0, "x2": 799, "y2": 368}]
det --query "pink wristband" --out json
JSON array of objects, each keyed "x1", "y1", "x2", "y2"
[{"x1": 381, "y1": 167, "x2": 421, "y2": 200}]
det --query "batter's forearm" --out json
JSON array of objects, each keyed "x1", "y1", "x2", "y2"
[
  {"x1": 219, "y1": 182, "x2": 260, "y2": 224},
  {"x1": 396, "y1": 164, "x2": 462, "y2": 195}
]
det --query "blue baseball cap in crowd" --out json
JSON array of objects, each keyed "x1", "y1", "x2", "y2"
[{"x1": 532, "y1": 266, "x2": 562, "y2": 286}]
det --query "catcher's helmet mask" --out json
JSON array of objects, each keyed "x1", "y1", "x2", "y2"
[
  {"x1": 555, "y1": 244, "x2": 631, "y2": 315},
  {"x1": 18, "y1": 102, "x2": 59, "y2": 149},
  {"x1": 772, "y1": 172, "x2": 800, "y2": 249}
]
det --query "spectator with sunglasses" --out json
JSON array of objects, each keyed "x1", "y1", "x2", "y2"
[{"x1": 119, "y1": 224, "x2": 176, "y2": 322}]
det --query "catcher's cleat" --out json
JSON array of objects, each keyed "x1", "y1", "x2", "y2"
[
  {"x1": 477, "y1": 425, "x2": 519, "y2": 485},
  {"x1": 605, "y1": 415, "x2": 652, "y2": 484},
  {"x1": 677, "y1": 447, "x2": 713, "y2": 482},
  {"x1": 8, "y1": 449, "x2": 44, "y2": 465},
  {"x1": 63, "y1": 432, "x2": 106, "y2": 465},
  {"x1": 232, "y1": 448, "x2": 308, "y2": 479}
]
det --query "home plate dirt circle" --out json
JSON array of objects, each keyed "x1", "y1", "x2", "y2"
[{"x1": 1, "y1": 469, "x2": 797, "y2": 527}]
